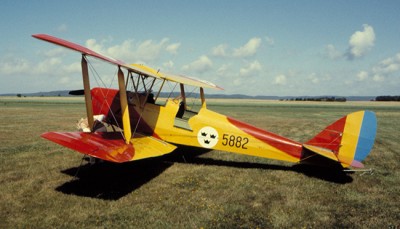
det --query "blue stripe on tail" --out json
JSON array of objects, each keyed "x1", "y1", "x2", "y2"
[{"x1": 354, "y1": 111, "x2": 377, "y2": 162}]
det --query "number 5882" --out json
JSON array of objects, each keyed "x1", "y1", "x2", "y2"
[{"x1": 222, "y1": 134, "x2": 249, "y2": 149}]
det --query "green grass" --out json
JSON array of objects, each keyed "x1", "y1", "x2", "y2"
[{"x1": 1, "y1": 97, "x2": 399, "y2": 228}]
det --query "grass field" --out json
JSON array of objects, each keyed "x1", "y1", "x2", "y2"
[{"x1": 1, "y1": 97, "x2": 399, "y2": 228}]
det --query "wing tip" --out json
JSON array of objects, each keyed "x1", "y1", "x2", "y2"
[{"x1": 41, "y1": 132, "x2": 134, "y2": 163}]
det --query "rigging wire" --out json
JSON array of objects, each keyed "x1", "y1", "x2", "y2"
[{"x1": 85, "y1": 57, "x2": 125, "y2": 140}]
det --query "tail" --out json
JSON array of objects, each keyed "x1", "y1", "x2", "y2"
[{"x1": 302, "y1": 110, "x2": 377, "y2": 168}]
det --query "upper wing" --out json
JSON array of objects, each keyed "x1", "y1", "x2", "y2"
[
  {"x1": 129, "y1": 64, "x2": 223, "y2": 90},
  {"x1": 33, "y1": 34, "x2": 222, "y2": 89},
  {"x1": 41, "y1": 132, "x2": 176, "y2": 163},
  {"x1": 163, "y1": 73, "x2": 223, "y2": 90}
]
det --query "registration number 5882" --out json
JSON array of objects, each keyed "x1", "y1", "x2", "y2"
[{"x1": 221, "y1": 134, "x2": 249, "y2": 149}]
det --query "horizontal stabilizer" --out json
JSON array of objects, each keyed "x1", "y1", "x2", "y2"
[
  {"x1": 42, "y1": 132, "x2": 176, "y2": 163},
  {"x1": 303, "y1": 144, "x2": 337, "y2": 161},
  {"x1": 303, "y1": 144, "x2": 364, "y2": 168}
]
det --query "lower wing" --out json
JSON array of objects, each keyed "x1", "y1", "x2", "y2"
[{"x1": 41, "y1": 132, "x2": 176, "y2": 163}]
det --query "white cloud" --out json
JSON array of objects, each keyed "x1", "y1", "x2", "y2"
[
  {"x1": 233, "y1": 78, "x2": 242, "y2": 86},
  {"x1": 308, "y1": 73, "x2": 319, "y2": 84},
  {"x1": 106, "y1": 39, "x2": 136, "y2": 61},
  {"x1": 212, "y1": 37, "x2": 266, "y2": 58},
  {"x1": 346, "y1": 24, "x2": 375, "y2": 60},
  {"x1": 324, "y1": 44, "x2": 342, "y2": 60},
  {"x1": 34, "y1": 57, "x2": 62, "y2": 74},
  {"x1": 85, "y1": 37, "x2": 178, "y2": 63},
  {"x1": 62, "y1": 62, "x2": 81, "y2": 73},
  {"x1": 57, "y1": 75, "x2": 82, "y2": 89},
  {"x1": 212, "y1": 44, "x2": 229, "y2": 57},
  {"x1": 135, "y1": 38, "x2": 169, "y2": 61},
  {"x1": 372, "y1": 74, "x2": 384, "y2": 82},
  {"x1": 216, "y1": 64, "x2": 230, "y2": 76},
  {"x1": 239, "y1": 60, "x2": 262, "y2": 77},
  {"x1": 166, "y1": 43, "x2": 181, "y2": 55},
  {"x1": 273, "y1": 74, "x2": 287, "y2": 85},
  {"x1": 163, "y1": 60, "x2": 174, "y2": 69},
  {"x1": 357, "y1": 71, "x2": 369, "y2": 81},
  {"x1": 0, "y1": 57, "x2": 30, "y2": 75},
  {"x1": 233, "y1": 37, "x2": 262, "y2": 57},
  {"x1": 181, "y1": 55, "x2": 213, "y2": 73},
  {"x1": 373, "y1": 55, "x2": 400, "y2": 74},
  {"x1": 85, "y1": 39, "x2": 104, "y2": 53},
  {"x1": 355, "y1": 52, "x2": 400, "y2": 84},
  {"x1": 44, "y1": 48, "x2": 67, "y2": 57}
]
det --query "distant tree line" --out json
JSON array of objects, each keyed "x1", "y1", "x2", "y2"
[
  {"x1": 374, "y1": 96, "x2": 400, "y2": 101},
  {"x1": 282, "y1": 96, "x2": 346, "y2": 102}
]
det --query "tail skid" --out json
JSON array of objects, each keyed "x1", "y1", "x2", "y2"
[{"x1": 302, "y1": 111, "x2": 377, "y2": 168}]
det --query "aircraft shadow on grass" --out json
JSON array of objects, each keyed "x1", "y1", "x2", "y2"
[
  {"x1": 56, "y1": 147, "x2": 353, "y2": 200},
  {"x1": 56, "y1": 158, "x2": 173, "y2": 201}
]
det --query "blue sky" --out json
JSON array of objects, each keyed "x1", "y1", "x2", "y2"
[{"x1": 1, "y1": 0, "x2": 399, "y2": 96}]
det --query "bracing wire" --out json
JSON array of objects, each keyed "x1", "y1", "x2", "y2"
[{"x1": 85, "y1": 57, "x2": 125, "y2": 140}]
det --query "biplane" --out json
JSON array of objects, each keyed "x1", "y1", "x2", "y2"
[{"x1": 33, "y1": 34, "x2": 377, "y2": 169}]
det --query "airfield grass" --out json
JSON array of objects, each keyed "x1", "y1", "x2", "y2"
[{"x1": 0, "y1": 97, "x2": 399, "y2": 228}]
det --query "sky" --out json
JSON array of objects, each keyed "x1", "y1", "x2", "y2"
[{"x1": 1, "y1": 0, "x2": 399, "y2": 96}]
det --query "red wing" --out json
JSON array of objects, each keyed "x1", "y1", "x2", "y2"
[
  {"x1": 32, "y1": 34, "x2": 125, "y2": 66},
  {"x1": 41, "y1": 132, "x2": 134, "y2": 163}
]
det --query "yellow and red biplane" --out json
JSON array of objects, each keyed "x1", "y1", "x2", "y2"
[{"x1": 33, "y1": 34, "x2": 377, "y2": 169}]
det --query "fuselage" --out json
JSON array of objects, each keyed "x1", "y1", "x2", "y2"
[{"x1": 91, "y1": 88, "x2": 303, "y2": 163}]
